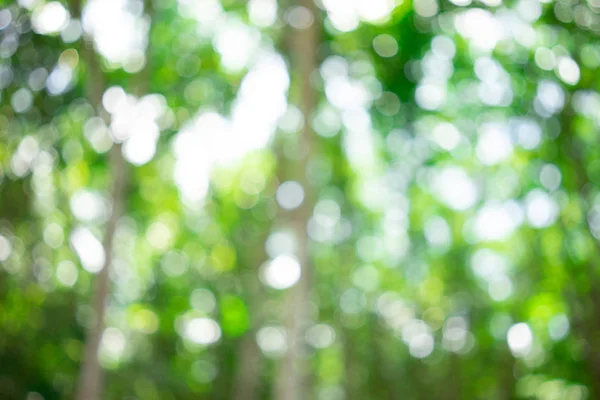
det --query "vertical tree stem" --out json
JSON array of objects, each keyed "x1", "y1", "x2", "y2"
[
  {"x1": 73, "y1": 1, "x2": 152, "y2": 398},
  {"x1": 274, "y1": 0, "x2": 320, "y2": 399}
]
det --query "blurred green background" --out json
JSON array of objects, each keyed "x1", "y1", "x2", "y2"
[{"x1": 0, "y1": 0, "x2": 599, "y2": 399}]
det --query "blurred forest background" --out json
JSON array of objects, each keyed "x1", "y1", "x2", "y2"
[{"x1": 0, "y1": 0, "x2": 599, "y2": 398}]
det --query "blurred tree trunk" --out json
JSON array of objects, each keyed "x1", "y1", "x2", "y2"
[
  {"x1": 273, "y1": 0, "x2": 320, "y2": 399},
  {"x1": 233, "y1": 234, "x2": 268, "y2": 400},
  {"x1": 71, "y1": 1, "x2": 113, "y2": 396},
  {"x1": 233, "y1": 331, "x2": 263, "y2": 400},
  {"x1": 497, "y1": 350, "x2": 515, "y2": 400},
  {"x1": 558, "y1": 95, "x2": 600, "y2": 398},
  {"x1": 75, "y1": 144, "x2": 127, "y2": 400},
  {"x1": 71, "y1": 1, "x2": 151, "y2": 398}
]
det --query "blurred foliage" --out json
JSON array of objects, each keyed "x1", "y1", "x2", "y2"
[{"x1": 1, "y1": 0, "x2": 600, "y2": 399}]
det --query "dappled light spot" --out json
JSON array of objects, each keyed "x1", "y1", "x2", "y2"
[
  {"x1": 248, "y1": 0, "x2": 277, "y2": 27},
  {"x1": 190, "y1": 289, "x2": 217, "y2": 314},
  {"x1": 548, "y1": 314, "x2": 570, "y2": 341},
  {"x1": 455, "y1": 9, "x2": 504, "y2": 51},
  {"x1": 100, "y1": 328, "x2": 127, "y2": 365},
  {"x1": 402, "y1": 319, "x2": 435, "y2": 359},
  {"x1": 261, "y1": 254, "x2": 301, "y2": 290},
  {"x1": 415, "y1": 83, "x2": 446, "y2": 111},
  {"x1": 266, "y1": 230, "x2": 297, "y2": 259},
  {"x1": 556, "y1": 57, "x2": 580, "y2": 85},
  {"x1": 61, "y1": 19, "x2": 82, "y2": 43},
  {"x1": 472, "y1": 201, "x2": 523, "y2": 242},
  {"x1": 185, "y1": 317, "x2": 222, "y2": 345},
  {"x1": 443, "y1": 317, "x2": 474, "y2": 354},
  {"x1": 0, "y1": 9, "x2": 11, "y2": 30},
  {"x1": 32, "y1": 2, "x2": 70, "y2": 35},
  {"x1": 539, "y1": 164, "x2": 562, "y2": 191},
  {"x1": 56, "y1": 260, "x2": 78, "y2": 287},
  {"x1": 286, "y1": 6, "x2": 314, "y2": 30},
  {"x1": 146, "y1": 221, "x2": 174, "y2": 252},
  {"x1": 424, "y1": 216, "x2": 452, "y2": 249},
  {"x1": 11, "y1": 88, "x2": 33, "y2": 113},
  {"x1": 475, "y1": 123, "x2": 513, "y2": 166},
  {"x1": 306, "y1": 324, "x2": 336, "y2": 349},
  {"x1": 321, "y1": 0, "x2": 396, "y2": 32},
  {"x1": 525, "y1": 189, "x2": 559, "y2": 228},
  {"x1": 0, "y1": 235, "x2": 12, "y2": 262},
  {"x1": 432, "y1": 167, "x2": 478, "y2": 211},
  {"x1": 106, "y1": 90, "x2": 167, "y2": 166},
  {"x1": 507, "y1": 322, "x2": 533, "y2": 357},
  {"x1": 432, "y1": 122, "x2": 461, "y2": 151},
  {"x1": 43, "y1": 223, "x2": 64, "y2": 249},
  {"x1": 340, "y1": 288, "x2": 367, "y2": 314},
  {"x1": 276, "y1": 181, "x2": 304, "y2": 210},
  {"x1": 213, "y1": 20, "x2": 260, "y2": 72},
  {"x1": 70, "y1": 190, "x2": 107, "y2": 222},
  {"x1": 373, "y1": 34, "x2": 398, "y2": 58},
  {"x1": 414, "y1": 0, "x2": 439, "y2": 17},
  {"x1": 71, "y1": 227, "x2": 105, "y2": 273},
  {"x1": 534, "y1": 80, "x2": 565, "y2": 116},
  {"x1": 82, "y1": 0, "x2": 149, "y2": 70},
  {"x1": 352, "y1": 265, "x2": 380, "y2": 292},
  {"x1": 161, "y1": 250, "x2": 189, "y2": 277},
  {"x1": 257, "y1": 326, "x2": 287, "y2": 357}
]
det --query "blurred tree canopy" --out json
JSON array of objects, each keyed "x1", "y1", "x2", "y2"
[{"x1": 1, "y1": 0, "x2": 600, "y2": 399}]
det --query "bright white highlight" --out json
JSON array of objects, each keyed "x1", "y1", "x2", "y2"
[
  {"x1": 214, "y1": 20, "x2": 260, "y2": 72},
  {"x1": 557, "y1": 57, "x2": 580, "y2": 85},
  {"x1": 455, "y1": 9, "x2": 505, "y2": 51},
  {"x1": 402, "y1": 319, "x2": 435, "y2": 358},
  {"x1": 173, "y1": 53, "x2": 289, "y2": 203},
  {"x1": 70, "y1": 190, "x2": 106, "y2": 222},
  {"x1": 105, "y1": 88, "x2": 167, "y2": 166},
  {"x1": 248, "y1": 0, "x2": 278, "y2": 27},
  {"x1": 535, "y1": 80, "x2": 565, "y2": 116},
  {"x1": 433, "y1": 167, "x2": 478, "y2": 211},
  {"x1": 71, "y1": 227, "x2": 105, "y2": 273},
  {"x1": 101, "y1": 327, "x2": 126, "y2": 360},
  {"x1": 262, "y1": 255, "x2": 301, "y2": 290},
  {"x1": 432, "y1": 122, "x2": 461, "y2": 151},
  {"x1": 321, "y1": 0, "x2": 396, "y2": 32},
  {"x1": 525, "y1": 190, "x2": 559, "y2": 228},
  {"x1": 0, "y1": 235, "x2": 12, "y2": 262},
  {"x1": 82, "y1": 0, "x2": 149, "y2": 69},
  {"x1": 276, "y1": 181, "x2": 305, "y2": 210},
  {"x1": 424, "y1": 216, "x2": 452, "y2": 248},
  {"x1": 185, "y1": 318, "x2": 222, "y2": 345},
  {"x1": 473, "y1": 202, "x2": 523, "y2": 241},
  {"x1": 507, "y1": 322, "x2": 533, "y2": 357},
  {"x1": 476, "y1": 124, "x2": 513, "y2": 165},
  {"x1": 415, "y1": 83, "x2": 446, "y2": 111},
  {"x1": 265, "y1": 231, "x2": 297, "y2": 259},
  {"x1": 471, "y1": 248, "x2": 514, "y2": 301},
  {"x1": 32, "y1": 2, "x2": 70, "y2": 35}
]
